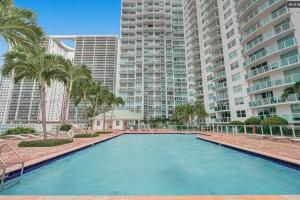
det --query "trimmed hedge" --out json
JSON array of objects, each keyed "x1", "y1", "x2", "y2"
[
  {"x1": 5, "y1": 127, "x2": 35, "y2": 135},
  {"x1": 94, "y1": 131, "x2": 113, "y2": 135},
  {"x1": 60, "y1": 124, "x2": 72, "y2": 131},
  {"x1": 74, "y1": 133, "x2": 100, "y2": 138},
  {"x1": 230, "y1": 120, "x2": 244, "y2": 125},
  {"x1": 244, "y1": 117, "x2": 261, "y2": 125},
  {"x1": 18, "y1": 139, "x2": 72, "y2": 147},
  {"x1": 261, "y1": 116, "x2": 288, "y2": 125}
]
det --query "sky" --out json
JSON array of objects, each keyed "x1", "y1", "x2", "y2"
[{"x1": 0, "y1": 0, "x2": 122, "y2": 64}]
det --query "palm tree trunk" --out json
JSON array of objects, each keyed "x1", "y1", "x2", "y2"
[
  {"x1": 110, "y1": 105, "x2": 114, "y2": 130},
  {"x1": 84, "y1": 93, "x2": 88, "y2": 134},
  {"x1": 91, "y1": 95, "x2": 98, "y2": 131},
  {"x1": 58, "y1": 86, "x2": 71, "y2": 133},
  {"x1": 39, "y1": 85, "x2": 47, "y2": 140},
  {"x1": 103, "y1": 106, "x2": 106, "y2": 132}
]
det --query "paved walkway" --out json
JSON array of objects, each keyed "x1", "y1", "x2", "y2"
[
  {"x1": 1, "y1": 133, "x2": 123, "y2": 172},
  {"x1": 199, "y1": 133, "x2": 300, "y2": 166},
  {"x1": 0, "y1": 195, "x2": 299, "y2": 200},
  {"x1": 1, "y1": 131, "x2": 300, "y2": 199}
]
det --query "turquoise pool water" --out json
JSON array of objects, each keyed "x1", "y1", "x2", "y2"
[{"x1": 2, "y1": 134, "x2": 300, "y2": 195}]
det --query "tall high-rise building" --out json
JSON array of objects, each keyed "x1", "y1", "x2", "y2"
[
  {"x1": 0, "y1": 35, "x2": 119, "y2": 124},
  {"x1": 187, "y1": 0, "x2": 300, "y2": 124},
  {"x1": 0, "y1": 37, "x2": 73, "y2": 124},
  {"x1": 236, "y1": 0, "x2": 300, "y2": 123},
  {"x1": 183, "y1": 0, "x2": 203, "y2": 103},
  {"x1": 118, "y1": 0, "x2": 189, "y2": 120}
]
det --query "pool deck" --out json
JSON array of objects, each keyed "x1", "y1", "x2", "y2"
[
  {"x1": 1, "y1": 130, "x2": 300, "y2": 199},
  {"x1": 1, "y1": 195, "x2": 300, "y2": 200},
  {"x1": 1, "y1": 132, "x2": 124, "y2": 173},
  {"x1": 198, "y1": 133, "x2": 300, "y2": 167}
]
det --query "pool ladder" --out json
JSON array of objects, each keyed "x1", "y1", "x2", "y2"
[{"x1": 0, "y1": 144, "x2": 24, "y2": 191}]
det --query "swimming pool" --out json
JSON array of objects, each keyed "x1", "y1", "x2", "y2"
[{"x1": 2, "y1": 134, "x2": 300, "y2": 195}]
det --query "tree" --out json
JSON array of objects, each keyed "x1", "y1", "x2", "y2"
[
  {"x1": 172, "y1": 104, "x2": 194, "y2": 124},
  {"x1": 109, "y1": 96, "x2": 125, "y2": 125},
  {"x1": 2, "y1": 44, "x2": 69, "y2": 139},
  {"x1": 71, "y1": 79, "x2": 94, "y2": 134},
  {"x1": 193, "y1": 101, "x2": 208, "y2": 120},
  {"x1": 244, "y1": 117, "x2": 261, "y2": 125},
  {"x1": 0, "y1": 0, "x2": 43, "y2": 50},
  {"x1": 261, "y1": 116, "x2": 288, "y2": 126},
  {"x1": 172, "y1": 101, "x2": 208, "y2": 124},
  {"x1": 61, "y1": 64, "x2": 91, "y2": 125},
  {"x1": 88, "y1": 82, "x2": 103, "y2": 131},
  {"x1": 281, "y1": 82, "x2": 300, "y2": 99},
  {"x1": 98, "y1": 88, "x2": 112, "y2": 132}
]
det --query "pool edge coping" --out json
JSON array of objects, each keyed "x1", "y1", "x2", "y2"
[
  {"x1": 198, "y1": 136, "x2": 300, "y2": 170},
  {"x1": 4, "y1": 133, "x2": 124, "y2": 181}
]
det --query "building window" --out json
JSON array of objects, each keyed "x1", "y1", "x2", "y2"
[
  {"x1": 116, "y1": 121, "x2": 120, "y2": 126},
  {"x1": 228, "y1": 39, "x2": 236, "y2": 49},
  {"x1": 236, "y1": 110, "x2": 246, "y2": 118},
  {"x1": 226, "y1": 29, "x2": 234, "y2": 39},
  {"x1": 97, "y1": 121, "x2": 100, "y2": 126},
  {"x1": 232, "y1": 73, "x2": 241, "y2": 82},
  {"x1": 229, "y1": 50, "x2": 237, "y2": 59},
  {"x1": 235, "y1": 97, "x2": 244, "y2": 105},
  {"x1": 230, "y1": 61, "x2": 239, "y2": 70},
  {"x1": 233, "y1": 84, "x2": 242, "y2": 93}
]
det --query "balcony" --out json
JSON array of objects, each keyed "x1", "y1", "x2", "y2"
[
  {"x1": 212, "y1": 71, "x2": 226, "y2": 81},
  {"x1": 257, "y1": 113, "x2": 300, "y2": 123},
  {"x1": 249, "y1": 94, "x2": 300, "y2": 108},
  {"x1": 214, "y1": 105, "x2": 230, "y2": 112},
  {"x1": 247, "y1": 73, "x2": 300, "y2": 94},
  {"x1": 242, "y1": 22, "x2": 294, "y2": 56},
  {"x1": 245, "y1": 55, "x2": 300, "y2": 80},
  {"x1": 241, "y1": 6, "x2": 289, "y2": 42},
  {"x1": 239, "y1": 0, "x2": 286, "y2": 31},
  {"x1": 212, "y1": 60, "x2": 225, "y2": 72},
  {"x1": 214, "y1": 117, "x2": 231, "y2": 123},
  {"x1": 215, "y1": 82, "x2": 227, "y2": 90},
  {"x1": 243, "y1": 38, "x2": 297, "y2": 68},
  {"x1": 214, "y1": 94, "x2": 229, "y2": 101}
]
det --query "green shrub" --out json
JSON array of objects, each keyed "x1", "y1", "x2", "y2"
[
  {"x1": 230, "y1": 121, "x2": 244, "y2": 125},
  {"x1": 261, "y1": 116, "x2": 288, "y2": 126},
  {"x1": 244, "y1": 117, "x2": 261, "y2": 125},
  {"x1": 18, "y1": 139, "x2": 72, "y2": 147},
  {"x1": 60, "y1": 124, "x2": 72, "y2": 131},
  {"x1": 74, "y1": 133, "x2": 100, "y2": 138},
  {"x1": 5, "y1": 127, "x2": 35, "y2": 135},
  {"x1": 94, "y1": 131, "x2": 113, "y2": 135}
]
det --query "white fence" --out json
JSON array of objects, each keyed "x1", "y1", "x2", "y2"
[{"x1": 133, "y1": 124, "x2": 300, "y2": 138}]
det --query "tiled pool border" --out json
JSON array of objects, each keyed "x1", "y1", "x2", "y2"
[
  {"x1": 3, "y1": 133, "x2": 300, "y2": 186},
  {"x1": 198, "y1": 137, "x2": 300, "y2": 171},
  {"x1": 4, "y1": 134, "x2": 124, "y2": 182}
]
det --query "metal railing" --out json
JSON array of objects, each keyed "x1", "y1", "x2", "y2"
[
  {"x1": 131, "y1": 124, "x2": 300, "y2": 138},
  {"x1": 0, "y1": 144, "x2": 25, "y2": 191}
]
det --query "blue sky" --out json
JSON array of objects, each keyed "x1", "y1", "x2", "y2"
[{"x1": 1, "y1": 0, "x2": 122, "y2": 64}]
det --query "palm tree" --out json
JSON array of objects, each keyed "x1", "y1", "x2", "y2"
[
  {"x1": 281, "y1": 82, "x2": 300, "y2": 99},
  {"x1": 194, "y1": 101, "x2": 208, "y2": 122},
  {"x1": 71, "y1": 79, "x2": 94, "y2": 134},
  {"x1": 61, "y1": 64, "x2": 91, "y2": 125},
  {"x1": 2, "y1": 44, "x2": 69, "y2": 139},
  {"x1": 98, "y1": 88, "x2": 111, "y2": 132},
  {"x1": 89, "y1": 82, "x2": 103, "y2": 131},
  {"x1": 0, "y1": 0, "x2": 43, "y2": 50},
  {"x1": 109, "y1": 97, "x2": 124, "y2": 127},
  {"x1": 172, "y1": 102, "x2": 207, "y2": 125}
]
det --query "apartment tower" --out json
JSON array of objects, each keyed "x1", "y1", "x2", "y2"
[
  {"x1": 235, "y1": 0, "x2": 300, "y2": 124},
  {"x1": 50, "y1": 35, "x2": 119, "y2": 123},
  {"x1": 183, "y1": 0, "x2": 203, "y2": 103},
  {"x1": 118, "y1": 0, "x2": 188, "y2": 120},
  {"x1": 0, "y1": 37, "x2": 73, "y2": 124}
]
